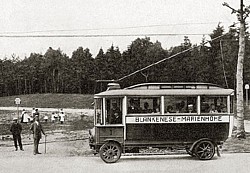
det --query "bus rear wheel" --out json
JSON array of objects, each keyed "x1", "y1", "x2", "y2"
[
  {"x1": 194, "y1": 140, "x2": 215, "y2": 160},
  {"x1": 99, "y1": 142, "x2": 122, "y2": 163}
]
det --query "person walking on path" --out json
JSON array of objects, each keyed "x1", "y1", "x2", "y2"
[
  {"x1": 30, "y1": 115, "x2": 46, "y2": 155},
  {"x1": 10, "y1": 118, "x2": 24, "y2": 151}
]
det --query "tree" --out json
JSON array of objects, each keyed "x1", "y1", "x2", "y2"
[
  {"x1": 121, "y1": 37, "x2": 156, "y2": 86},
  {"x1": 24, "y1": 53, "x2": 44, "y2": 94},
  {"x1": 209, "y1": 24, "x2": 226, "y2": 86},
  {"x1": 223, "y1": 1, "x2": 250, "y2": 138},
  {"x1": 71, "y1": 47, "x2": 95, "y2": 94},
  {"x1": 44, "y1": 47, "x2": 68, "y2": 93},
  {"x1": 105, "y1": 45, "x2": 122, "y2": 80}
]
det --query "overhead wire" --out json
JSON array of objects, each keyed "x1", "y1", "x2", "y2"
[
  {"x1": 116, "y1": 33, "x2": 229, "y2": 82},
  {"x1": 0, "y1": 33, "x2": 210, "y2": 38},
  {"x1": 0, "y1": 21, "x2": 225, "y2": 35}
]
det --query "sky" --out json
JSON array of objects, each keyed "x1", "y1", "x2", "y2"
[{"x1": 0, "y1": 0, "x2": 243, "y2": 59}]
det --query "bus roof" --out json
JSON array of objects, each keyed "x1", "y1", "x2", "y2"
[
  {"x1": 125, "y1": 83, "x2": 222, "y2": 90},
  {"x1": 95, "y1": 83, "x2": 234, "y2": 98}
]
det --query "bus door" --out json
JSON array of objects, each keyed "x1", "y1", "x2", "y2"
[{"x1": 96, "y1": 98, "x2": 124, "y2": 144}]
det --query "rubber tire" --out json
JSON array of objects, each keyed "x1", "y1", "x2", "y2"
[
  {"x1": 194, "y1": 140, "x2": 215, "y2": 160},
  {"x1": 99, "y1": 142, "x2": 122, "y2": 163}
]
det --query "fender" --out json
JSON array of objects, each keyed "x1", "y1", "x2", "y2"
[
  {"x1": 103, "y1": 139, "x2": 123, "y2": 148},
  {"x1": 189, "y1": 138, "x2": 216, "y2": 152}
]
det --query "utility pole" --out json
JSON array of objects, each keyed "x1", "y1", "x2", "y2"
[{"x1": 223, "y1": 0, "x2": 250, "y2": 138}]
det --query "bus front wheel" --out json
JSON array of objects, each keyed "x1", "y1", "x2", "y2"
[
  {"x1": 99, "y1": 142, "x2": 122, "y2": 163},
  {"x1": 194, "y1": 140, "x2": 215, "y2": 160}
]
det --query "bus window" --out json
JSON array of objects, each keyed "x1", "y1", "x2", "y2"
[
  {"x1": 230, "y1": 96, "x2": 234, "y2": 113},
  {"x1": 95, "y1": 98, "x2": 102, "y2": 125},
  {"x1": 105, "y1": 98, "x2": 122, "y2": 124},
  {"x1": 201, "y1": 96, "x2": 228, "y2": 113},
  {"x1": 164, "y1": 96, "x2": 197, "y2": 113},
  {"x1": 127, "y1": 97, "x2": 161, "y2": 114}
]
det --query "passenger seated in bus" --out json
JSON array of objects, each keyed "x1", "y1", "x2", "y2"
[
  {"x1": 209, "y1": 103, "x2": 218, "y2": 113},
  {"x1": 128, "y1": 98, "x2": 140, "y2": 114},
  {"x1": 142, "y1": 102, "x2": 152, "y2": 113},
  {"x1": 109, "y1": 102, "x2": 122, "y2": 124},
  {"x1": 201, "y1": 103, "x2": 210, "y2": 113},
  {"x1": 152, "y1": 105, "x2": 160, "y2": 113},
  {"x1": 188, "y1": 104, "x2": 195, "y2": 113},
  {"x1": 218, "y1": 103, "x2": 227, "y2": 113},
  {"x1": 176, "y1": 101, "x2": 186, "y2": 113},
  {"x1": 166, "y1": 105, "x2": 174, "y2": 113}
]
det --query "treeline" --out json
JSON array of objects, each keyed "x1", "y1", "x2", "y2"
[{"x1": 1, "y1": 25, "x2": 250, "y2": 96}]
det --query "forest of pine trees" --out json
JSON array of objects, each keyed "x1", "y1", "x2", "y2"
[{"x1": 0, "y1": 25, "x2": 249, "y2": 96}]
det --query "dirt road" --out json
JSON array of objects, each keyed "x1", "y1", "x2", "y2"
[{"x1": 1, "y1": 152, "x2": 250, "y2": 173}]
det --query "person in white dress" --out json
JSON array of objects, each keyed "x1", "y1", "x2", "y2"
[
  {"x1": 23, "y1": 111, "x2": 31, "y2": 123},
  {"x1": 59, "y1": 111, "x2": 66, "y2": 124},
  {"x1": 43, "y1": 115, "x2": 48, "y2": 123},
  {"x1": 51, "y1": 112, "x2": 55, "y2": 123}
]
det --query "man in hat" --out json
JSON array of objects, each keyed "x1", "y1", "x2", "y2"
[
  {"x1": 109, "y1": 102, "x2": 122, "y2": 124},
  {"x1": 10, "y1": 118, "x2": 24, "y2": 151},
  {"x1": 30, "y1": 115, "x2": 46, "y2": 155}
]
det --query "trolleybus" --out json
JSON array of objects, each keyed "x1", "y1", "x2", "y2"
[{"x1": 89, "y1": 83, "x2": 234, "y2": 163}]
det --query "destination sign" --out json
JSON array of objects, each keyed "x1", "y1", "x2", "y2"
[{"x1": 126, "y1": 115, "x2": 230, "y2": 124}]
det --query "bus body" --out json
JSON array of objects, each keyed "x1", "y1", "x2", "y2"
[{"x1": 89, "y1": 83, "x2": 234, "y2": 163}]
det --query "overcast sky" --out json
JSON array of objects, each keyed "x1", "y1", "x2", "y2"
[{"x1": 0, "y1": 0, "x2": 243, "y2": 59}]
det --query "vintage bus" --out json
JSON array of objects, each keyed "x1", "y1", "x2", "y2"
[{"x1": 89, "y1": 83, "x2": 234, "y2": 163}]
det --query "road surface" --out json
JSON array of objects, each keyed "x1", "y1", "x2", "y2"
[{"x1": 1, "y1": 153, "x2": 250, "y2": 173}]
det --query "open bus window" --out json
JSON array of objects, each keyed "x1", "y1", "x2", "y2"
[
  {"x1": 106, "y1": 98, "x2": 122, "y2": 124},
  {"x1": 95, "y1": 99, "x2": 102, "y2": 125},
  {"x1": 230, "y1": 96, "x2": 234, "y2": 113},
  {"x1": 201, "y1": 96, "x2": 228, "y2": 113},
  {"x1": 164, "y1": 96, "x2": 197, "y2": 113},
  {"x1": 127, "y1": 97, "x2": 161, "y2": 114}
]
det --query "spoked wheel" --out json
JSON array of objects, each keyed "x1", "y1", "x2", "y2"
[
  {"x1": 99, "y1": 142, "x2": 122, "y2": 163},
  {"x1": 194, "y1": 140, "x2": 215, "y2": 160}
]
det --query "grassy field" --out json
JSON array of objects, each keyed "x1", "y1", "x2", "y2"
[
  {"x1": 0, "y1": 93, "x2": 95, "y2": 136},
  {"x1": 0, "y1": 93, "x2": 94, "y2": 109}
]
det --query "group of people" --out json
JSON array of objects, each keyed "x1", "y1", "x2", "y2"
[
  {"x1": 165, "y1": 102, "x2": 227, "y2": 114},
  {"x1": 20, "y1": 108, "x2": 39, "y2": 123},
  {"x1": 208, "y1": 103, "x2": 226, "y2": 113},
  {"x1": 128, "y1": 99, "x2": 160, "y2": 114},
  {"x1": 51, "y1": 109, "x2": 66, "y2": 124},
  {"x1": 10, "y1": 108, "x2": 66, "y2": 155},
  {"x1": 20, "y1": 108, "x2": 66, "y2": 124},
  {"x1": 10, "y1": 110, "x2": 45, "y2": 155}
]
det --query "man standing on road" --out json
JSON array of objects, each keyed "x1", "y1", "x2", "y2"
[
  {"x1": 10, "y1": 118, "x2": 24, "y2": 151},
  {"x1": 30, "y1": 115, "x2": 46, "y2": 155}
]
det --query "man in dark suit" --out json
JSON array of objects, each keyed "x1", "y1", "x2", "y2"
[
  {"x1": 30, "y1": 115, "x2": 46, "y2": 155},
  {"x1": 109, "y1": 102, "x2": 122, "y2": 124},
  {"x1": 10, "y1": 118, "x2": 23, "y2": 151}
]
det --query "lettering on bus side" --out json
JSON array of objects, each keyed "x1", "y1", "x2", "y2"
[{"x1": 127, "y1": 115, "x2": 227, "y2": 124}]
